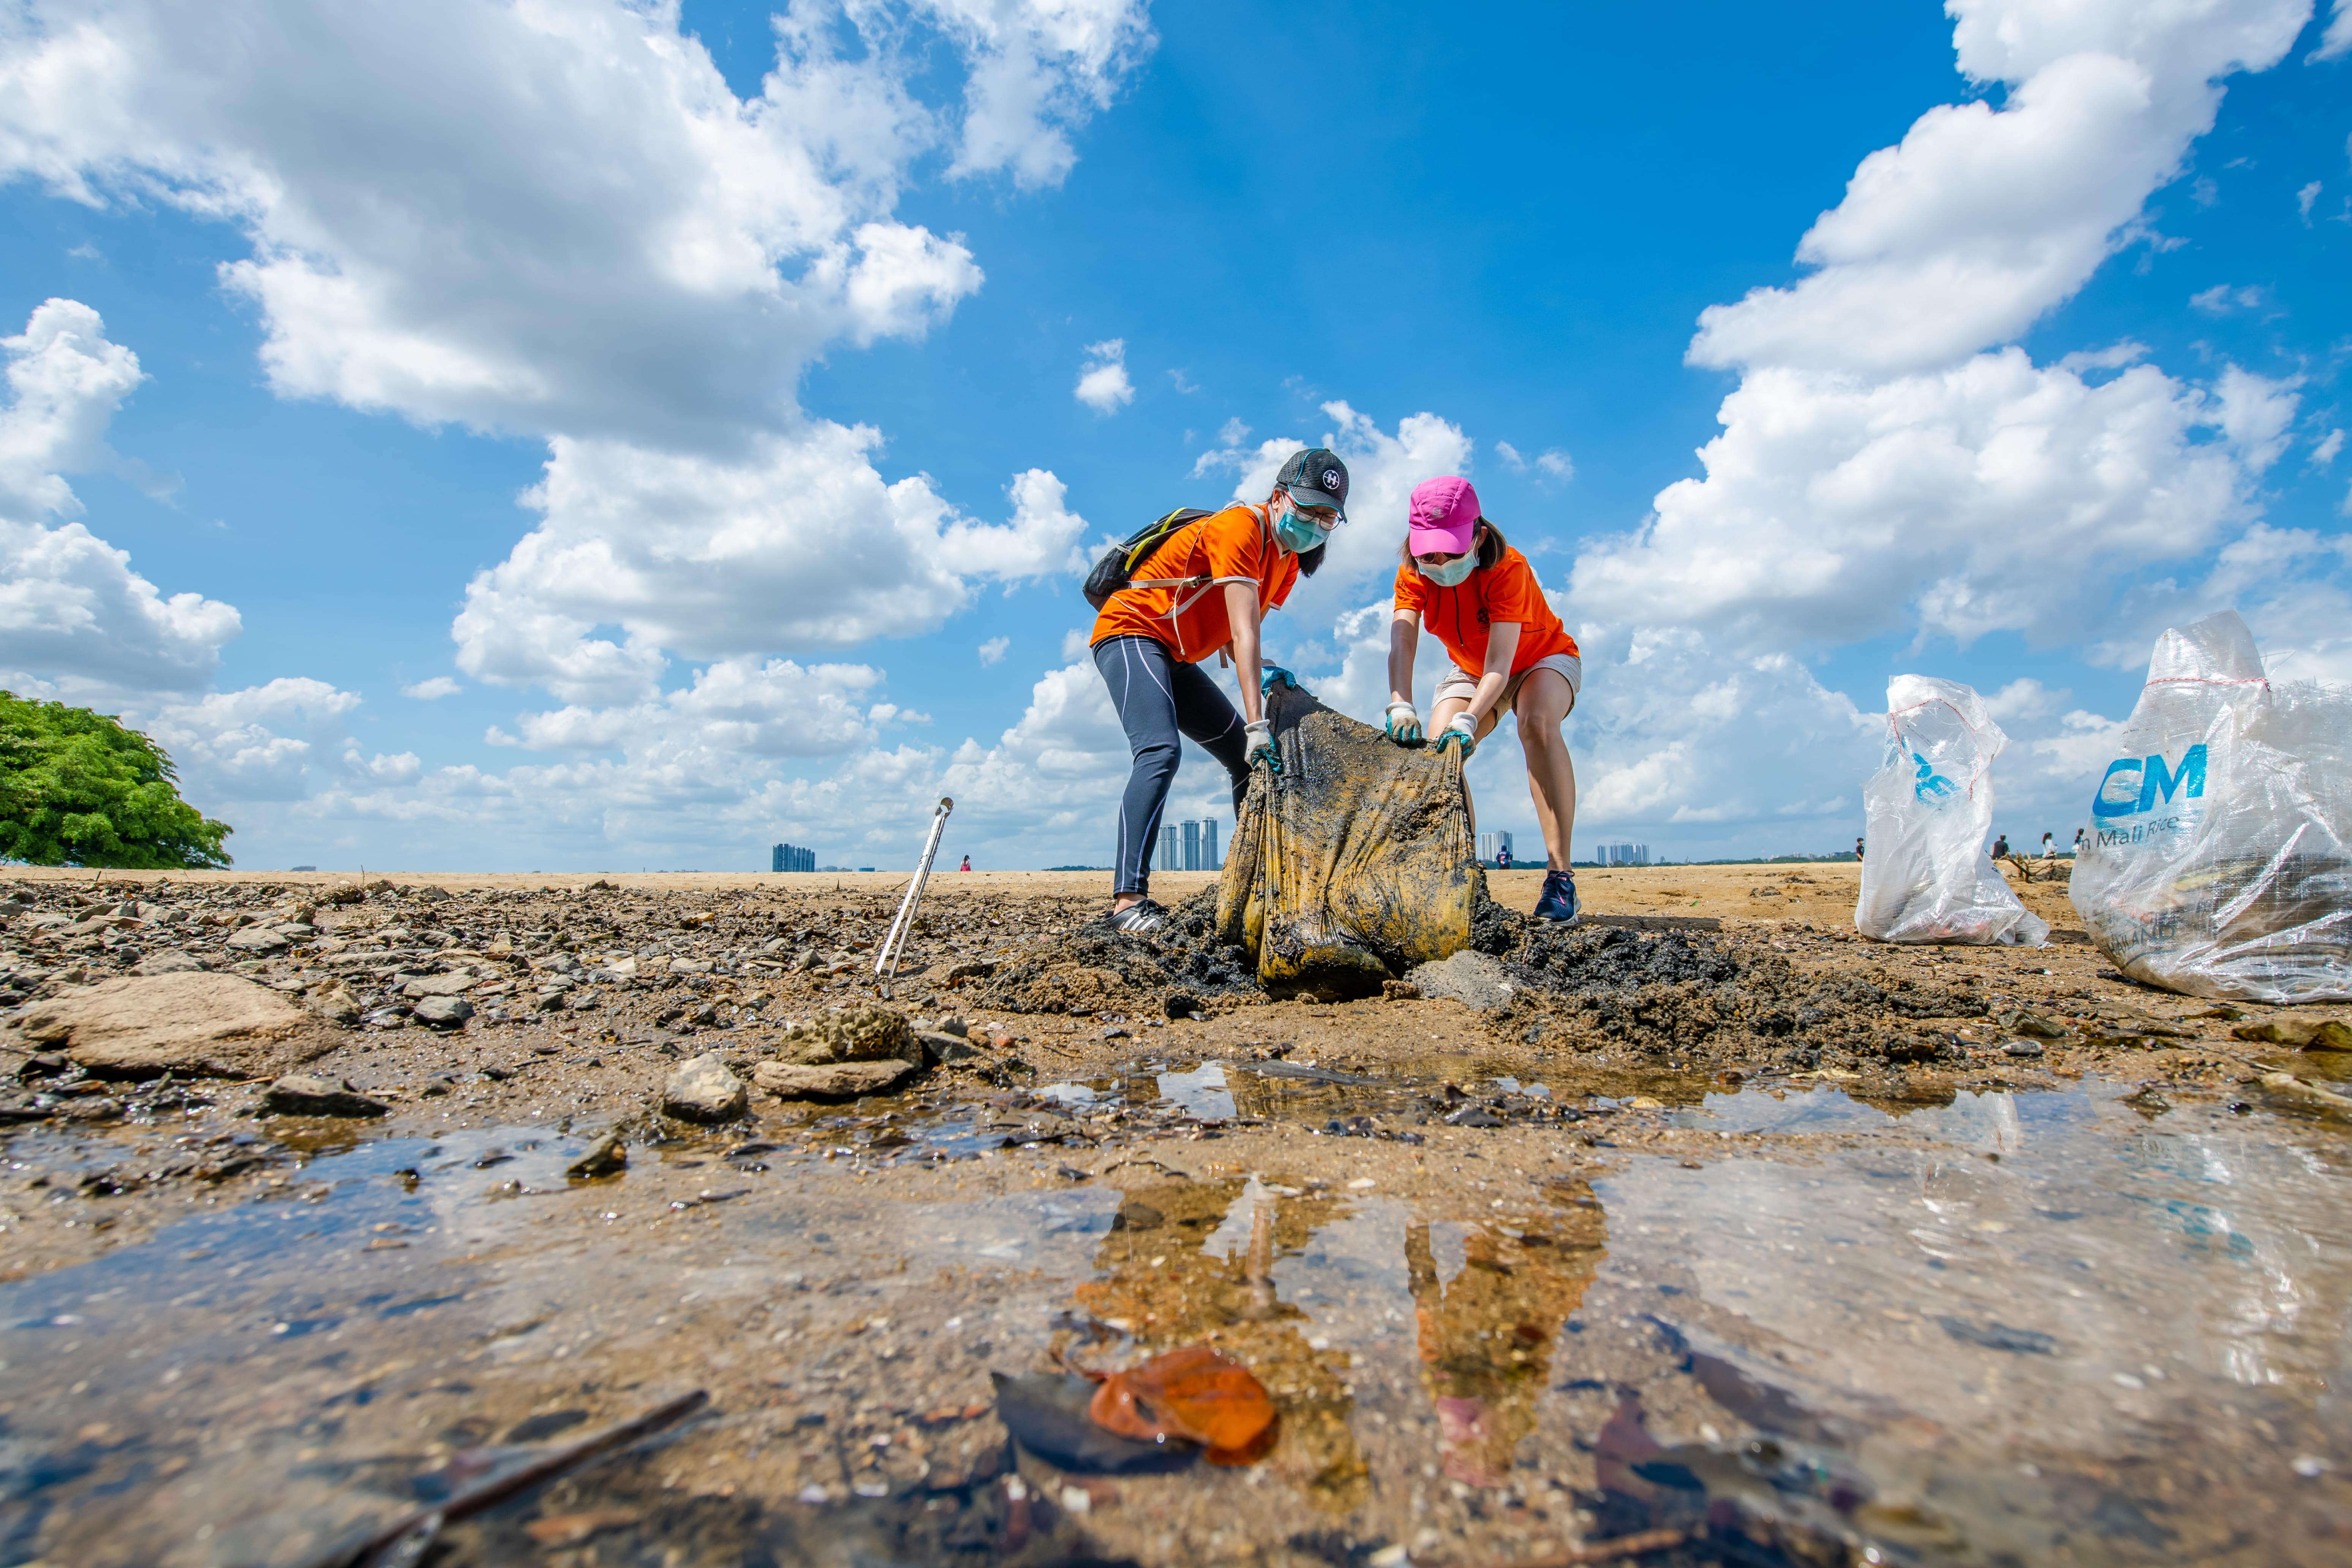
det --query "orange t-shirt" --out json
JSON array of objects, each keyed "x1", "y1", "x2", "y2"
[
  {"x1": 1089, "y1": 504, "x2": 1299, "y2": 662},
  {"x1": 1392, "y1": 546, "x2": 1579, "y2": 678}
]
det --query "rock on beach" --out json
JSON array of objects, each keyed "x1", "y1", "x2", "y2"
[
  {"x1": 9, "y1": 972, "x2": 330, "y2": 1080},
  {"x1": 663, "y1": 1052, "x2": 748, "y2": 1122}
]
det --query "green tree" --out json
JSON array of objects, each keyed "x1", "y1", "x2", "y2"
[{"x1": 0, "y1": 692, "x2": 232, "y2": 869}]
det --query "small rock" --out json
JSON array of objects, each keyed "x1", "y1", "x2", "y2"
[
  {"x1": 2235, "y1": 1017, "x2": 2352, "y2": 1052},
  {"x1": 1380, "y1": 980, "x2": 1422, "y2": 1001},
  {"x1": 934, "y1": 1015, "x2": 970, "y2": 1038},
  {"x1": 2257, "y1": 1072, "x2": 2352, "y2": 1119},
  {"x1": 401, "y1": 971, "x2": 478, "y2": 998},
  {"x1": 413, "y1": 886, "x2": 452, "y2": 903},
  {"x1": 131, "y1": 949, "x2": 206, "y2": 977},
  {"x1": 565, "y1": 1131, "x2": 628, "y2": 1179},
  {"x1": 60, "y1": 1096, "x2": 124, "y2": 1122},
  {"x1": 224, "y1": 926, "x2": 291, "y2": 955},
  {"x1": 1161, "y1": 990, "x2": 1199, "y2": 1019},
  {"x1": 307, "y1": 981, "x2": 364, "y2": 1025},
  {"x1": 1402, "y1": 950, "x2": 1514, "y2": 1012},
  {"x1": 412, "y1": 995, "x2": 475, "y2": 1027},
  {"x1": 1998, "y1": 1008, "x2": 2069, "y2": 1039},
  {"x1": 566, "y1": 989, "x2": 602, "y2": 1010},
  {"x1": 265, "y1": 1073, "x2": 391, "y2": 1118},
  {"x1": 1102, "y1": 1026, "x2": 1131, "y2": 1040},
  {"x1": 365, "y1": 1008, "x2": 409, "y2": 1028},
  {"x1": 790, "y1": 948, "x2": 822, "y2": 972},
  {"x1": 663, "y1": 1052, "x2": 748, "y2": 1122},
  {"x1": 754, "y1": 1059, "x2": 917, "y2": 1100},
  {"x1": 2001, "y1": 1038, "x2": 2045, "y2": 1057},
  {"x1": 915, "y1": 1030, "x2": 981, "y2": 1066}
]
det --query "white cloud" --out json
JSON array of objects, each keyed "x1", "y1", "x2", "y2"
[
  {"x1": 132, "y1": 677, "x2": 365, "y2": 805},
  {"x1": 2312, "y1": 428, "x2": 2346, "y2": 468},
  {"x1": 452, "y1": 433, "x2": 1091, "y2": 704},
  {"x1": 2313, "y1": 0, "x2": 2352, "y2": 60},
  {"x1": 0, "y1": 299, "x2": 241, "y2": 697},
  {"x1": 2300, "y1": 180, "x2": 2323, "y2": 222},
  {"x1": 1074, "y1": 336, "x2": 1135, "y2": 413},
  {"x1": 2212, "y1": 365, "x2": 2300, "y2": 474},
  {"x1": 1568, "y1": 351, "x2": 2268, "y2": 655},
  {"x1": 1688, "y1": 0, "x2": 2309, "y2": 377},
  {"x1": 401, "y1": 675, "x2": 460, "y2": 700},
  {"x1": 0, "y1": 0, "x2": 1143, "y2": 711},
  {"x1": 1495, "y1": 441, "x2": 1574, "y2": 486},
  {"x1": 977, "y1": 635, "x2": 1010, "y2": 665},
  {"x1": 2189, "y1": 282, "x2": 2270, "y2": 315}
]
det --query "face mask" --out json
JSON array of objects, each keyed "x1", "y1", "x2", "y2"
[
  {"x1": 1417, "y1": 552, "x2": 1476, "y2": 587},
  {"x1": 1274, "y1": 503, "x2": 1331, "y2": 554}
]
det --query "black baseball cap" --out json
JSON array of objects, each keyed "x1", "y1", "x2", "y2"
[{"x1": 1276, "y1": 447, "x2": 1349, "y2": 519}]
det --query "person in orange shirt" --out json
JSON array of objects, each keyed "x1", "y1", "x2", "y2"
[
  {"x1": 1386, "y1": 475, "x2": 1584, "y2": 922},
  {"x1": 1088, "y1": 447, "x2": 1348, "y2": 931}
]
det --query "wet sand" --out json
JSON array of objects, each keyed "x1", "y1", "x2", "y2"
[{"x1": 2, "y1": 864, "x2": 2348, "y2": 1566}]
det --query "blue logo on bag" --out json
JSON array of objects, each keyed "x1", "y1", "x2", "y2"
[
  {"x1": 1911, "y1": 752, "x2": 1958, "y2": 805},
  {"x1": 2091, "y1": 743, "x2": 2206, "y2": 820}
]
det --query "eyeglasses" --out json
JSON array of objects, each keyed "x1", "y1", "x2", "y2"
[{"x1": 1415, "y1": 550, "x2": 1467, "y2": 565}]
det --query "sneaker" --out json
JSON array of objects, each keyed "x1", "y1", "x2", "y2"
[
  {"x1": 1109, "y1": 898, "x2": 1169, "y2": 933},
  {"x1": 1533, "y1": 869, "x2": 1580, "y2": 923}
]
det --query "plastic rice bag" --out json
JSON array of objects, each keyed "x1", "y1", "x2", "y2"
[
  {"x1": 1854, "y1": 675, "x2": 2048, "y2": 946},
  {"x1": 2068, "y1": 610, "x2": 2352, "y2": 1002}
]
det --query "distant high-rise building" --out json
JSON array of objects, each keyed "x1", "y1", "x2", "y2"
[
  {"x1": 771, "y1": 842, "x2": 815, "y2": 873},
  {"x1": 1202, "y1": 818, "x2": 1221, "y2": 872},
  {"x1": 1159, "y1": 823, "x2": 1180, "y2": 871},
  {"x1": 1477, "y1": 830, "x2": 1514, "y2": 865},
  {"x1": 1596, "y1": 842, "x2": 1650, "y2": 867},
  {"x1": 1181, "y1": 819, "x2": 1202, "y2": 871}
]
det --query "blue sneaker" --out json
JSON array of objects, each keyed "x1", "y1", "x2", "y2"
[{"x1": 1533, "y1": 869, "x2": 1580, "y2": 923}]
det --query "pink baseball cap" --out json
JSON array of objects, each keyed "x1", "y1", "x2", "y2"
[{"x1": 1407, "y1": 476, "x2": 1481, "y2": 555}]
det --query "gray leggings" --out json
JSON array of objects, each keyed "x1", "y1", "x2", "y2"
[{"x1": 1093, "y1": 635, "x2": 1250, "y2": 897}]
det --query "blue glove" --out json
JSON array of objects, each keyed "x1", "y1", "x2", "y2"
[
  {"x1": 1244, "y1": 719, "x2": 1281, "y2": 773},
  {"x1": 1436, "y1": 713, "x2": 1478, "y2": 760},
  {"x1": 1259, "y1": 663, "x2": 1297, "y2": 695},
  {"x1": 1383, "y1": 702, "x2": 1423, "y2": 745}
]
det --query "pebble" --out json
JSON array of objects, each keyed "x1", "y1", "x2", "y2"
[
  {"x1": 411, "y1": 995, "x2": 474, "y2": 1027},
  {"x1": 662, "y1": 1052, "x2": 748, "y2": 1122},
  {"x1": 264, "y1": 1073, "x2": 391, "y2": 1118},
  {"x1": 565, "y1": 1131, "x2": 628, "y2": 1179}
]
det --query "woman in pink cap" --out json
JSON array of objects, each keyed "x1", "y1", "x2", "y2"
[{"x1": 1386, "y1": 476, "x2": 1584, "y2": 922}]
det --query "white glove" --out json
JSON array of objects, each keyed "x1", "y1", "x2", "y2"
[
  {"x1": 1383, "y1": 701, "x2": 1423, "y2": 744},
  {"x1": 1244, "y1": 719, "x2": 1279, "y2": 773},
  {"x1": 1436, "y1": 712, "x2": 1479, "y2": 758}
]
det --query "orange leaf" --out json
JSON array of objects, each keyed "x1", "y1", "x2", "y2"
[{"x1": 1086, "y1": 1345, "x2": 1275, "y2": 1454}]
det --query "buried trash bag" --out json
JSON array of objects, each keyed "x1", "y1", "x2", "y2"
[
  {"x1": 1217, "y1": 679, "x2": 1481, "y2": 997},
  {"x1": 2069, "y1": 610, "x2": 2352, "y2": 1002},
  {"x1": 1855, "y1": 674, "x2": 2049, "y2": 946}
]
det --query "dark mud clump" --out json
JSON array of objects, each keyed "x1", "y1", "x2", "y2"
[
  {"x1": 1499, "y1": 923, "x2": 1995, "y2": 1075},
  {"x1": 966, "y1": 890, "x2": 1261, "y2": 1016},
  {"x1": 1468, "y1": 891, "x2": 1525, "y2": 956}
]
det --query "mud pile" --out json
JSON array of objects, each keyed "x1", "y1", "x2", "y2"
[
  {"x1": 1499, "y1": 921, "x2": 1995, "y2": 1075},
  {"x1": 966, "y1": 890, "x2": 1261, "y2": 1016}
]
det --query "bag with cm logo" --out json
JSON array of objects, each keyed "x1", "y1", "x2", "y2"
[
  {"x1": 1855, "y1": 674, "x2": 2047, "y2": 946},
  {"x1": 2069, "y1": 610, "x2": 2352, "y2": 1002}
]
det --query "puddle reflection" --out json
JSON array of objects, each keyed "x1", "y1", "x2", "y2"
[{"x1": 5, "y1": 1075, "x2": 2352, "y2": 1565}]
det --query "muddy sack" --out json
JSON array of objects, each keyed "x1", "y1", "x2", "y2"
[
  {"x1": 1855, "y1": 675, "x2": 2048, "y2": 946},
  {"x1": 1216, "y1": 680, "x2": 1480, "y2": 997},
  {"x1": 2069, "y1": 610, "x2": 2352, "y2": 1002}
]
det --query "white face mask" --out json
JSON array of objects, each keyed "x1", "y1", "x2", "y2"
[{"x1": 1416, "y1": 552, "x2": 1476, "y2": 587}]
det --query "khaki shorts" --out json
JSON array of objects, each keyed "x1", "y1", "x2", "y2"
[{"x1": 1433, "y1": 652, "x2": 1582, "y2": 719}]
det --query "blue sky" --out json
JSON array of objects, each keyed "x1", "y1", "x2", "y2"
[{"x1": 1, "y1": 0, "x2": 2347, "y2": 873}]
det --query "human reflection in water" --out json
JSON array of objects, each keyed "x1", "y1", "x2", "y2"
[
  {"x1": 1407, "y1": 1185, "x2": 1606, "y2": 1487},
  {"x1": 1070, "y1": 1174, "x2": 1371, "y2": 1509}
]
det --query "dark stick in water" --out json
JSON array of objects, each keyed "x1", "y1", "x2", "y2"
[{"x1": 300, "y1": 1389, "x2": 710, "y2": 1568}]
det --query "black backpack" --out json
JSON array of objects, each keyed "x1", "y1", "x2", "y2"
[{"x1": 1081, "y1": 507, "x2": 1216, "y2": 610}]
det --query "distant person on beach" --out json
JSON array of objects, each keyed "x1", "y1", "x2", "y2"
[
  {"x1": 1496, "y1": 843, "x2": 1511, "y2": 870},
  {"x1": 2041, "y1": 832, "x2": 2055, "y2": 858},
  {"x1": 1087, "y1": 447, "x2": 1344, "y2": 932},
  {"x1": 1855, "y1": 835, "x2": 1864, "y2": 861},
  {"x1": 1384, "y1": 477, "x2": 1583, "y2": 922},
  {"x1": 958, "y1": 855, "x2": 971, "y2": 871},
  {"x1": 2074, "y1": 827, "x2": 2086, "y2": 854},
  {"x1": 1991, "y1": 833, "x2": 2010, "y2": 859}
]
